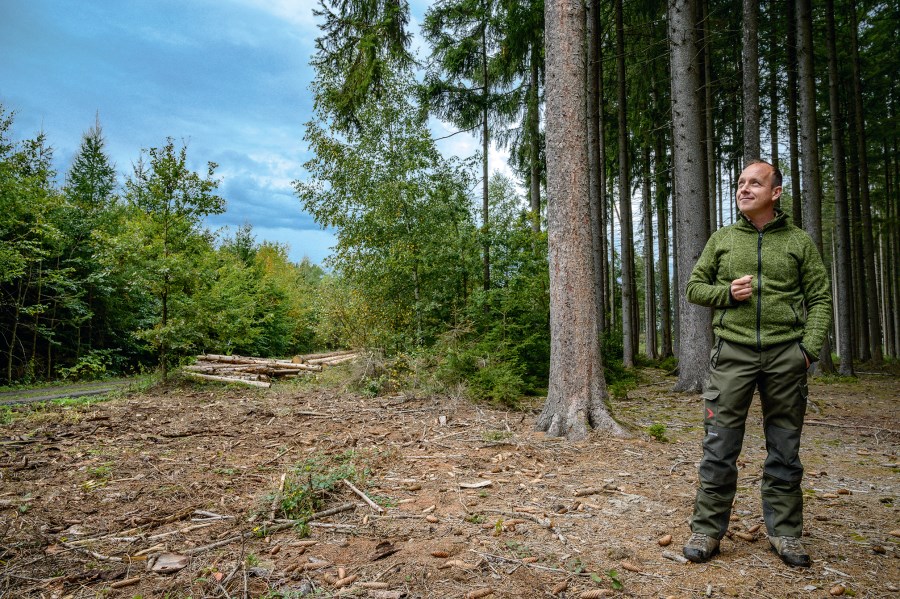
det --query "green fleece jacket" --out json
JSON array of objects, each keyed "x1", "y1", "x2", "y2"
[{"x1": 686, "y1": 210, "x2": 832, "y2": 360}]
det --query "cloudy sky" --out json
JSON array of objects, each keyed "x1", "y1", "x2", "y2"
[{"x1": 0, "y1": 0, "x2": 505, "y2": 265}]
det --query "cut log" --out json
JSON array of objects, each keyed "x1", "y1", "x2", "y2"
[
  {"x1": 293, "y1": 350, "x2": 358, "y2": 363},
  {"x1": 318, "y1": 354, "x2": 358, "y2": 366},
  {"x1": 184, "y1": 372, "x2": 271, "y2": 388},
  {"x1": 307, "y1": 353, "x2": 360, "y2": 366},
  {"x1": 197, "y1": 354, "x2": 261, "y2": 364}
]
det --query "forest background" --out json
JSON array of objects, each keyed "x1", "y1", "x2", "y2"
[{"x1": 0, "y1": 0, "x2": 897, "y2": 420}]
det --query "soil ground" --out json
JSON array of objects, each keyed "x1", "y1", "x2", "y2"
[{"x1": 1, "y1": 367, "x2": 897, "y2": 598}]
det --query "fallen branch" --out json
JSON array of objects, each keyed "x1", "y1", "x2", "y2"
[
  {"x1": 343, "y1": 479, "x2": 384, "y2": 513},
  {"x1": 272, "y1": 502, "x2": 357, "y2": 527},
  {"x1": 804, "y1": 420, "x2": 898, "y2": 435},
  {"x1": 183, "y1": 534, "x2": 245, "y2": 556}
]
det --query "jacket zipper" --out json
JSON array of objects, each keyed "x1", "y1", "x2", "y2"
[{"x1": 757, "y1": 230, "x2": 763, "y2": 350}]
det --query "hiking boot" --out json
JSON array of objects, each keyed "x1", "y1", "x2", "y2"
[
  {"x1": 683, "y1": 532, "x2": 720, "y2": 563},
  {"x1": 769, "y1": 536, "x2": 811, "y2": 567}
]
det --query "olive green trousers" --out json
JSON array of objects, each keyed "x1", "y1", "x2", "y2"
[{"x1": 690, "y1": 338, "x2": 809, "y2": 539}]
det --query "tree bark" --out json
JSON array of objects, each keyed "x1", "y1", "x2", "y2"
[
  {"x1": 599, "y1": 34, "x2": 611, "y2": 335},
  {"x1": 668, "y1": 0, "x2": 712, "y2": 392},
  {"x1": 615, "y1": 0, "x2": 636, "y2": 367},
  {"x1": 825, "y1": 0, "x2": 853, "y2": 375},
  {"x1": 599, "y1": 32, "x2": 611, "y2": 334},
  {"x1": 847, "y1": 93, "x2": 868, "y2": 359},
  {"x1": 768, "y1": 1, "x2": 779, "y2": 169},
  {"x1": 537, "y1": 0, "x2": 624, "y2": 440},
  {"x1": 529, "y1": 44, "x2": 542, "y2": 233},
  {"x1": 700, "y1": 0, "x2": 716, "y2": 234},
  {"x1": 849, "y1": 0, "x2": 882, "y2": 362},
  {"x1": 482, "y1": 22, "x2": 491, "y2": 293},
  {"x1": 671, "y1": 159, "x2": 680, "y2": 356},
  {"x1": 587, "y1": 0, "x2": 606, "y2": 335},
  {"x1": 796, "y1": 0, "x2": 834, "y2": 372},
  {"x1": 642, "y1": 145, "x2": 657, "y2": 360},
  {"x1": 786, "y1": 0, "x2": 803, "y2": 228},
  {"x1": 742, "y1": 0, "x2": 760, "y2": 162},
  {"x1": 655, "y1": 135, "x2": 673, "y2": 358},
  {"x1": 888, "y1": 136, "x2": 900, "y2": 357}
]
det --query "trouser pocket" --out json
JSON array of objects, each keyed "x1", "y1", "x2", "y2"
[{"x1": 701, "y1": 390, "x2": 720, "y2": 426}]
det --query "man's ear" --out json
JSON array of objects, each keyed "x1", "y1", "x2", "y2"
[{"x1": 772, "y1": 185, "x2": 783, "y2": 202}]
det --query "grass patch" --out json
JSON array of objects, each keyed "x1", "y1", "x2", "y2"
[
  {"x1": 815, "y1": 373, "x2": 859, "y2": 384},
  {"x1": 481, "y1": 429, "x2": 513, "y2": 443},
  {"x1": 645, "y1": 423, "x2": 669, "y2": 442}
]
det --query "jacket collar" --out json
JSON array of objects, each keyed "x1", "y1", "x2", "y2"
[{"x1": 736, "y1": 208, "x2": 790, "y2": 232}]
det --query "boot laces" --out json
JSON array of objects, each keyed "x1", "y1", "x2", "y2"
[{"x1": 779, "y1": 536, "x2": 805, "y2": 553}]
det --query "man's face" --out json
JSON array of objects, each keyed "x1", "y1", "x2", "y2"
[{"x1": 736, "y1": 162, "x2": 782, "y2": 222}]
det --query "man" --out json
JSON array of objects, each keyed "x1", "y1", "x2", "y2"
[{"x1": 682, "y1": 160, "x2": 832, "y2": 567}]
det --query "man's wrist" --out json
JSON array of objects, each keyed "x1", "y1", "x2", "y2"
[{"x1": 799, "y1": 343, "x2": 816, "y2": 363}]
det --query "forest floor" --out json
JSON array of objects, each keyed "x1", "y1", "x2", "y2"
[{"x1": 1, "y1": 366, "x2": 898, "y2": 599}]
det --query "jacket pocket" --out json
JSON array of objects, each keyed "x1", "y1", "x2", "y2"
[{"x1": 791, "y1": 301, "x2": 806, "y2": 327}]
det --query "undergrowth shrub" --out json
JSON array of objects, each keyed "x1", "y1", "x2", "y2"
[{"x1": 57, "y1": 349, "x2": 124, "y2": 381}]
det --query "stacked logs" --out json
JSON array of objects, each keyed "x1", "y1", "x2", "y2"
[{"x1": 183, "y1": 350, "x2": 359, "y2": 388}]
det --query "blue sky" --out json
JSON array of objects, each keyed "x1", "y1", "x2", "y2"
[{"x1": 0, "y1": 0, "x2": 502, "y2": 265}]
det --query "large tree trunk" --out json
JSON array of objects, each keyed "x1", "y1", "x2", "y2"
[
  {"x1": 599, "y1": 34, "x2": 611, "y2": 334},
  {"x1": 668, "y1": 0, "x2": 712, "y2": 392},
  {"x1": 655, "y1": 134, "x2": 673, "y2": 358},
  {"x1": 849, "y1": 0, "x2": 882, "y2": 363},
  {"x1": 888, "y1": 136, "x2": 900, "y2": 358},
  {"x1": 587, "y1": 0, "x2": 606, "y2": 335},
  {"x1": 768, "y1": 1, "x2": 779, "y2": 168},
  {"x1": 847, "y1": 95, "x2": 868, "y2": 359},
  {"x1": 609, "y1": 182, "x2": 616, "y2": 329},
  {"x1": 796, "y1": 0, "x2": 834, "y2": 373},
  {"x1": 642, "y1": 145, "x2": 658, "y2": 360},
  {"x1": 893, "y1": 132, "x2": 900, "y2": 358},
  {"x1": 786, "y1": 0, "x2": 803, "y2": 228},
  {"x1": 671, "y1": 163, "x2": 680, "y2": 356},
  {"x1": 599, "y1": 32, "x2": 611, "y2": 335},
  {"x1": 537, "y1": 0, "x2": 624, "y2": 440},
  {"x1": 615, "y1": 0, "x2": 636, "y2": 367},
  {"x1": 529, "y1": 44, "x2": 542, "y2": 233},
  {"x1": 700, "y1": 0, "x2": 716, "y2": 234},
  {"x1": 482, "y1": 24, "x2": 491, "y2": 292},
  {"x1": 742, "y1": 0, "x2": 760, "y2": 162},
  {"x1": 825, "y1": 0, "x2": 853, "y2": 376}
]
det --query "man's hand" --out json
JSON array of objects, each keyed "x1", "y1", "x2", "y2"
[{"x1": 730, "y1": 275, "x2": 753, "y2": 302}]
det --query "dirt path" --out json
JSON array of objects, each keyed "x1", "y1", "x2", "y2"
[{"x1": 0, "y1": 370, "x2": 897, "y2": 598}]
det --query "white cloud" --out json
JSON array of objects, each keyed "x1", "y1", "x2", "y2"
[{"x1": 232, "y1": 0, "x2": 319, "y2": 30}]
